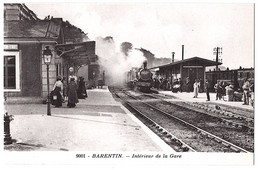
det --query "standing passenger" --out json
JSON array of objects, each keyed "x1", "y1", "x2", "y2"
[
  {"x1": 67, "y1": 77, "x2": 79, "y2": 108},
  {"x1": 249, "y1": 83, "x2": 254, "y2": 107},
  {"x1": 214, "y1": 81, "x2": 222, "y2": 100},
  {"x1": 205, "y1": 79, "x2": 210, "y2": 101},
  {"x1": 242, "y1": 79, "x2": 250, "y2": 105},
  {"x1": 221, "y1": 81, "x2": 226, "y2": 101},
  {"x1": 51, "y1": 76, "x2": 63, "y2": 107},
  {"x1": 193, "y1": 80, "x2": 200, "y2": 98}
]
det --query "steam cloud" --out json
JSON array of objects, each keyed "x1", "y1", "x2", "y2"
[{"x1": 95, "y1": 37, "x2": 146, "y2": 86}]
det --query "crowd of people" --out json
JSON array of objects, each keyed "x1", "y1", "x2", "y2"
[
  {"x1": 50, "y1": 76, "x2": 88, "y2": 108},
  {"x1": 50, "y1": 73, "x2": 254, "y2": 108},
  {"x1": 214, "y1": 81, "x2": 227, "y2": 101},
  {"x1": 152, "y1": 78, "x2": 171, "y2": 90},
  {"x1": 151, "y1": 76, "x2": 254, "y2": 106},
  {"x1": 152, "y1": 77, "x2": 184, "y2": 92}
]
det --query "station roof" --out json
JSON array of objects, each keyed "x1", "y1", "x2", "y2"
[
  {"x1": 149, "y1": 56, "x2": 222, "y2": 69},
  {"x1": 4, "y1": 19, "x2": 62, "y2": 40}
]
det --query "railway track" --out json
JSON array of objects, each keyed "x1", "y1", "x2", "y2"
[
  {"x1": 153, "y1": 92, "x2": 254, "y2": 124},
  {"x1": 131, "y1": 91, "x2": 254, "y2": 152},
  {"x1": 109, "y1": 86, "x2": 253, "y2": 153},
  {"x1": 139, "y1": 93, "x2": 254, "y2": 133}
]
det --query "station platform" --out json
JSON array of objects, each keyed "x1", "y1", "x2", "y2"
[
  {"x1": 4, "y1": 86, "x2": 174, "y2": 152},
  {"x1": 155, "y1": 89, "x2": 254, "y2": 113}
]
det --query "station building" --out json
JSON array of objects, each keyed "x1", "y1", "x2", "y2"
[
  {"x1": 150, "y1": 52, "x2": 221, "y2": 92},
  {"x1": 4, "y1": 3, "x2": 97, "y2": 99}
]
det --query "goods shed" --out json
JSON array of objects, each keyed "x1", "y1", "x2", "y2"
[{"x1": 150, "y1": 57, "x2": 222, "y2": 92}]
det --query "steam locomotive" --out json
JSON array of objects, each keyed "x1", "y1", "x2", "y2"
[{"x1": 126, "y1": 61, "x2": 153, "y2": 92}]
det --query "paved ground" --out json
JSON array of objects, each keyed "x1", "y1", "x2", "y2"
[
  {"x1": 3, "y1": 87, "x2": 254, "y2": 166},
  {"x1": 4, "y1": 87, "x2": 173, "y2": 152}
]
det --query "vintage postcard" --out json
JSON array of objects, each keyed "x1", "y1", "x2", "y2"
[{"x1": 1, "y1": 0, "x2": 257, "y2": 168}]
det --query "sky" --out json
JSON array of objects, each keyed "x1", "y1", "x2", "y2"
[{"x1": 25, "y1": 1, "x2": 255, "y2": 69}]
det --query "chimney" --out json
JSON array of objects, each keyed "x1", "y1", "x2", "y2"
[
  {"x1": 172, "y1": 52, "x2": 175, "y2": 63},
  {"x1": 182, "y1": 45, "x2": 184, "y2": 60},
  {"x1": 143, "y1": 61, "x2": 147, "y2": 69}
]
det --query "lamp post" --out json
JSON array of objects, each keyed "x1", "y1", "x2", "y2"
[{"x1": 42, "y1": 46, "x2": 53, "y2": 116}]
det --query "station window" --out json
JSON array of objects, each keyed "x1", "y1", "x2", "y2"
[
  {"x1": 56, "y1": 63, "x2": 62, "y2": 77},
  {"x1": 3, "y1": 51, "x2": 20, "y2": 91}
]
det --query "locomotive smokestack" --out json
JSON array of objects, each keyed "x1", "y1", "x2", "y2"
[
  {"x1": 143, "y1": 61, "x2": 147, "y2": 69},
  {"x1": 172, "y1": 52, "x2": 175, "y2": 63},
  {"x1": 182, "y1": 45, "x2": 184, "y2": 60}
]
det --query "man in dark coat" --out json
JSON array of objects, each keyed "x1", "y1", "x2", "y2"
[
  {"x1": 186, "y1": 77, "x2": 191, "y2": 92},
  {"x1": 67, "y1": 77, "x2": 79, "y2": 108},
  {"x1": 214, "y1": 81, "x2": 222, "y2": 100},
  {"x1": 205, "y1": 79, "x2": 210, "y2": 101}
]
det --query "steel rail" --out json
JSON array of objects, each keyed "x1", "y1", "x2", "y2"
[
  {"x1": 152, "y1": 92, "x2": 254, "y2": 123},
  {"x1": 124, "y1": 91, "x2": 251, "y2": 153},
  {"x1": 125, "y1": 100, "x2": 197, "y2": 152},
  {"x1": 113, "y1": 90, "x2": 196, "y2": 152},
  {"x1": 143, "y1": 93, "x2": 254, "y2": 133}
]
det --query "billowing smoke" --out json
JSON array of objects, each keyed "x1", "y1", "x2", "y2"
[{"x1": 95, "y1": 36, "x2": 146, "y2": 86}]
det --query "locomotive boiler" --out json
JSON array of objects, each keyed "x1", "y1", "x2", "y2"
[{"x1": 126, "y1": 61, "x2": 153, "y2": 92}]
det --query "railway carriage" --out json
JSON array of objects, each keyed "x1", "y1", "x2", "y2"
[{"x1": 206, "y1": 67, "x2": 254, "y2": 92}]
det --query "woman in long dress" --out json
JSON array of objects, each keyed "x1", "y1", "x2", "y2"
[
  {"x1": 193, "y1": 79, "x2": 200, "y2": 98},
  {"x1": 77, "y1": 77, "x2": 87, "y2": 99},
  {"x1": 51, "y1": 76, "x2": 63, "y2": 107},
  {"x1": 67, "y1": 77, "x2": 79, "y2": 108}
]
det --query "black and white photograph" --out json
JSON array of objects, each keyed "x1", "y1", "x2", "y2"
[{"x1": 1, "y1": 0, "x2": 257, "y2": 168}]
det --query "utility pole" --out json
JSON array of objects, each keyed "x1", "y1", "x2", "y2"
[
  {"x1": 213, "y1": 47, "x2": 223, "y2": 71},
  {"x1": 213, "y1": 47, "x2": 223, "y2": 82}
]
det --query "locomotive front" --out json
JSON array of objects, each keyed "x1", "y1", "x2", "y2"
[{"x1": 135, "y1": 64, "x2": 153, "y2": 92}]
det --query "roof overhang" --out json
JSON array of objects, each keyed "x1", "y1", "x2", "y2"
[
  {"x1": 149, "y1": 57, "x2": 222, "y2": 70},
  {"x1": 55, "y1": 41, "x2": 96, "y2": 66}
]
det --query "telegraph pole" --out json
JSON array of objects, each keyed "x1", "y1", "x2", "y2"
[{"x1": 213, "y1": 47, "x2": 222, "y2": 71}]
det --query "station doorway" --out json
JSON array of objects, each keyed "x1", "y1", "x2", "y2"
[{"x1": 182, "y1": 66, "x2": 204, "y2": 92}]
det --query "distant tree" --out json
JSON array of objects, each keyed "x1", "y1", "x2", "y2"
[
  {"x1": 120, "y1": 42, "x2": 133, "y2": 56},
  {"x1": 103, "y1": 36, "x2": 114, "y2": 43},
  {"x1": 136, "y1": 48, "x2": 173, "y2": 68},
  {"x1": 136, "y1": 48, "x2": 155, "y2": 68},
  {"x1": 63, "y1": 20, "x2": 89, "y2": 42}
]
